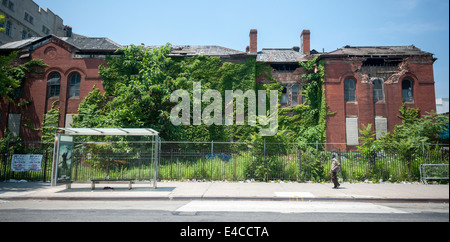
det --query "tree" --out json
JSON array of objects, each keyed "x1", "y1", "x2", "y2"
[
  {"x1": 0, "y1": 14, "x2": 5, "y2": 32},
  {"x1": 74, "y1": 44, "x2": 184, "y2": 140},
  {"x1": 378, "y1": 105, "x2": 449, "y2": 179},
  {"x1": 1, "y1": 51, "x2": 47, "y2": 101}
]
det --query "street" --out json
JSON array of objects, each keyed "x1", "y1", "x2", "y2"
[{"x1": 0, "y1": 199, "x2": 448, "y2": 222}]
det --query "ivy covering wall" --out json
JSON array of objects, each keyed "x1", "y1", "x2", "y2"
[{"x1": 72, "y1": 44, "x2": 328, "y2": 146}]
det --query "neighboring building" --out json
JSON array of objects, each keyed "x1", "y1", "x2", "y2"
[
  {"x1": 0, "y1": 0, "x2": 72, "y2": 44},
  {"x1": 436, "y1": 98, "x2": 449, "y2": 115},
  {"x1": 0, "y1": 29, "x2": 439, "y2": 150}
]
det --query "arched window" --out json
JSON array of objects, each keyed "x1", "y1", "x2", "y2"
[
  {"x1": 402, "y1": 79, "x2": 414, "y2": 102},
  {"x1": 68, "y1": 72, "x2": 81, "y2": 98},
  {"x1": 344, "y1": 78, "x2": 356, "y2": 102},
  {"x1": 373, "y1": 78, "x2": 384, "y2": 102},
  {"x1": 47, "y1": 72, "x2": 60, "y2": 98}
]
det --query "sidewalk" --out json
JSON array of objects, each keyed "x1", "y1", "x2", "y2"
[{"x1": 0, "y1": 180, "x2": 448, "y2": 202}]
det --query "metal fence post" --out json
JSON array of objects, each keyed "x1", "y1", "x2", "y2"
[
  {"x1": 264, "y1": 139, "x2": 268, "y2": 182},
  {"x1": 298, "y1": 148, "x2": 302, "y2": 181},
  {"x1": 211, "y1": 140, "x2": 213, "y2": 181},
  {"x1": 170, "y1": 147, "x2": 173, "y2": 181},
  {"x1": 3, "y1": 140, "x2": 10, "y2": 181}
]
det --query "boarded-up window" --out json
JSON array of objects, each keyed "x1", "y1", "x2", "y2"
[
  {"x1": 375, "y1": 117, "x2": 387, "y2": 140},
  {"x1": 346, "y1": 117, "x2": 359, "y2": 145},
  {"x1": 65, "y1": 114, "x2": 76, "y2": 128},
  {"x1": 8, "y1": 114, "x2": 21, "y2": 137}
]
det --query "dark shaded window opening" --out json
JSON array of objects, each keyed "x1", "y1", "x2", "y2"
[
  {"x1": 362, "y1": 58, "x2": 401, "y2": 67},
  {"x1": 402, "y1": 79, "x2": 414, "y2": 102},
  {"x1": 47, "y1": 72, "x2": 61, "y2": 98},
  {"x1": 68, "y1": 72, "x2": 81, "y2": 98},
  {"x1": 345, "y1": 78, "x2": 356, "y2": 102},
  {"x1": 271, "y1": 63, "x2": 299, "y2": 72},
  {"x1": 372, "y1": 78, "x2": 384, "y2": 102},
  {"x1": 281, "y1": 85, "x2": 288, "y2": 105}
]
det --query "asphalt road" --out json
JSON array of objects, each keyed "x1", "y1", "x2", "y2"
[{"x1": 0, "y1": 200, "x2": 448, "y2": 222}]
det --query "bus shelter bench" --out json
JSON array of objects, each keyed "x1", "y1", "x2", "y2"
[{"x1": 90, "y1": 179, "x2": 134, "y2": 190}]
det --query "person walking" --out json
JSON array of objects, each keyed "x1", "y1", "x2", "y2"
[{"x1": 329, "y1": 153, "x2": 341, "y2": 189}]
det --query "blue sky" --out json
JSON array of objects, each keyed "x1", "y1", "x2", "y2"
[{"x1": 34, "y1": 0, "x2": 449, "y2": 99}]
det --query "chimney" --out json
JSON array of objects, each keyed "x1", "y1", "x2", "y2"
[
  {"x1": 249, "y1": 29, "x2": 258, "y2": 53},
  {"x1": 64, "y1": 25, "x2": 73, "y2": 37},
  {"x1": 300, "y1": 29, "x2": 310, "y2": 55}
]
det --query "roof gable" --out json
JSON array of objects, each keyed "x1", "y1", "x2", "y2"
[{"x1": 0, "y1": 35, "x2": 122, "y2": 52}]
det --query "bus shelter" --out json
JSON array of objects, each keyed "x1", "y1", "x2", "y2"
[{"x1": 51, "y1": 128, "x2": 159, "y2": 188}]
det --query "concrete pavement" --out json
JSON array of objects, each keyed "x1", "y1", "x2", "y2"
[{"x1": 0, "y1": 180, "x2": 448, "y2": 202}]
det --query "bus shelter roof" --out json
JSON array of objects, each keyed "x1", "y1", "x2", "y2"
[{"x1": 58, "y1": 128, "x2": 159, "y2": 136}]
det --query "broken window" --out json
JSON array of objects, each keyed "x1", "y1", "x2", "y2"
[
  {"x1": 47, "y1": 72, "x2": 61, "y2": 98},
  {"x1": 291, "y1": 84, "x2": 299, "y2": 106},
  {"x1": 362, "y1": 58, "x2": 401, "y2": 67},
  {"x1": 402, "y1": 79, "x2": 414, "y2": 102},
  {"x1": 373, "y1": 78, "x2": 384, "y2": 102},
  {"x1": 344, "y1": 78, "x2": 356, "y2": 102},
  {"x1": 281, "y1": 85, "x2": 288, "y2": 105},
  {"x1": 271, "y1": 64, "x2": 299, "y2": 72}
]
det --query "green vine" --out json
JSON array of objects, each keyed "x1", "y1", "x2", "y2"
[
  {"x1": 41, "y1": 100, "x2": 60, "y2": 144},
  {"x1": 75, "y1": 46, "x2": 328, "y2": 145}
]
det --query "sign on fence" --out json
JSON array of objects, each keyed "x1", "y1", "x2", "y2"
[{"x1": 11, "y1": 154, "x2": 43, "y2": 172}]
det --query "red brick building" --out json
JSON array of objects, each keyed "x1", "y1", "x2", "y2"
[
  {"x1": 319, "y1": 46, "x2": 436, "y2": 151},
  {"x1": 248, "y1": 30, "x2": 436, "y2": 150},
  {"x1": 0, "y1": 30, "x2": 437, "y2": 150},
  {"x1": 0, "y1": 35, "x2": 121, "y2": 141}
]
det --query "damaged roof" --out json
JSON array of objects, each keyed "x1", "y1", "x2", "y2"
[
  {"x1": 145, "y1": 45, "x2": 246, "y2": 57},
  {"x1": 60, "y1": 37, "x2": 122, "y2": 51},
  {"x1": 257, "y1": 48, "x2": 309, "y2": 63},
  {"x1": 324, "y1": 45, "x2": 433, "y2": 57}
]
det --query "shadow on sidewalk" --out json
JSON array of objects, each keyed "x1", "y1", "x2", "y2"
[{"x1": 56, "y1": 186, "x2": 176, "y2": 193}]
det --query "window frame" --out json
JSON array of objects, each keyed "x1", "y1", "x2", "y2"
[
  {"x1": 344, "y1": 78, "x2": 356, "y2": 102},
  {"x1": 402, "y1": 78, "x2": 414, "y2": 103},
  {"x1": 281, "y1": 85, "x2": 288, "y2": 106},
  {"x1": 68, "y1": 72, "x2": 81, "y2": 98},
  {"x1": 291, "y1": 84, "x2": 299, "y2": 106},
  {"x1": 47, "y1": 72, "x2": 61, "y2": 98},
  {"x1": 372, "y1": 78, "x2": 385, "y2": 102}
]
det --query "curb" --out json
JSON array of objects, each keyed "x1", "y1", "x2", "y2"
[{"x1": 2, "y1": 196, "x2": 448, "y2": 203}]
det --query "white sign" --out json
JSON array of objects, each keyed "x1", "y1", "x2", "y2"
[{"x1": 11, "y1": 154, "x2": 43, "y2": 172}]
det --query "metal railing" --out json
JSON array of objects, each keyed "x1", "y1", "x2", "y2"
[{"x1": 420, "y1": 164, "x2": 449, "y2": 184}]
